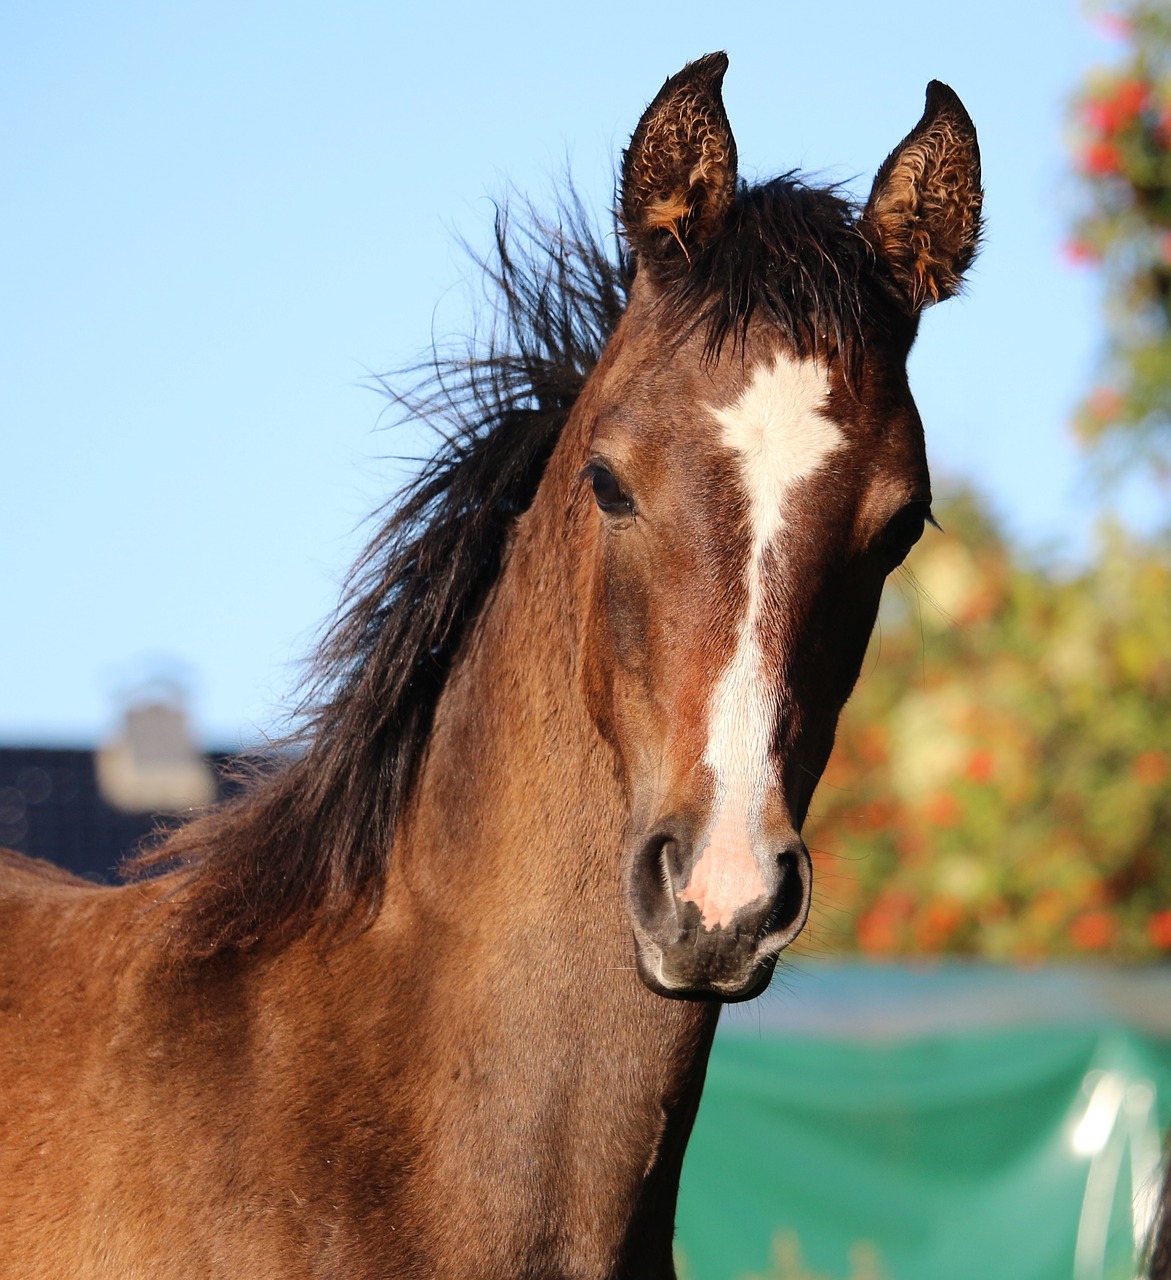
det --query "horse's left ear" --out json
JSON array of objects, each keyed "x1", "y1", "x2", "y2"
[
  {"x1": 621, "y1": 52, "x2": 738, "y2": 275},
  {"x1": 862, "y1": 81, "x2": 983, "y2": 312}
]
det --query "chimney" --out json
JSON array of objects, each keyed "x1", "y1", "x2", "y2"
[{"x1": 95, "y1": 689, "x2": 216, "y2": 814}]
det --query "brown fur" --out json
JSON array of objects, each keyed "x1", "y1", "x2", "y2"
[
  {"x1": 863, "y1": 80, "x2": 983, "y2": 311},
  {"x1": 0, "y1": 57, "x2": 980, "y2": 1278},
  {"x1": 621, "y1": 53, "x2": 738, "y2": 267}
]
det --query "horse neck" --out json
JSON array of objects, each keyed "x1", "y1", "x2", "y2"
[{"x1": 379, "y1": 394, "x2": 721, "y2": 1272}]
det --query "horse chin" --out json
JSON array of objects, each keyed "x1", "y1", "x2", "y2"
[{"x1": 633, "y1": 942, "x2": 779, "y2": 1004}]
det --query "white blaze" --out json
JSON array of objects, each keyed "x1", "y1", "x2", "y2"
[{"x1": 678, "y1": 352, "x2": 844, "y2": 929}]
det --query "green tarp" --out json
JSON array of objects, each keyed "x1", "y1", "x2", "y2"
[{"x1": 675, "y1": 966, "x2": 1171, "y2": 1280}]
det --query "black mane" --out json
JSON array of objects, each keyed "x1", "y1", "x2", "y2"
[
  {"x1": 664, "y1": 176, "x2": 909, "y2": 372},
  {"x1": 138, "y1": 177, "x2": 902, "y2": 957}
]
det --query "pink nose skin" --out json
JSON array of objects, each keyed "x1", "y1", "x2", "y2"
[{"x1": 675, "y1": 808, "x2": 768, "y2": 930}]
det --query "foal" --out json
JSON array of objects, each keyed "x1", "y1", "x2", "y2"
[{"x1": 0, "y1": 54, "x2": 980, "y2": 1279}]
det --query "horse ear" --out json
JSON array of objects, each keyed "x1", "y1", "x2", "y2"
[
  {"x1": 620, "y1": 52, "x2": 738, "y2": 274},
  {"x1": 862, "y1": 81, "x2": 983, "y2": 312}
]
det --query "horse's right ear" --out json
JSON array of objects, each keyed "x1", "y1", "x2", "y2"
[
  {"x1": 620, "y1": 52, "x2": 738, "y2": 276},
  {"x1": 862, "y1": 81, "x2": 983, "y2": 313}
]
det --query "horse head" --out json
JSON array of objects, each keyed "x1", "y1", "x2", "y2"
[{"x1": 576, "y1": 54, "x2": 982, "y2": 1001}]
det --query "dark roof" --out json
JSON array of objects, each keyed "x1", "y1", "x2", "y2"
[{"x1": 0, "y1": 747, "x2": 233, "y2": 883}]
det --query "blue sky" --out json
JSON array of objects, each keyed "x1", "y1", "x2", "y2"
[{"x1": 0, "y1": 0, "x2": 1133, "y2": 747}]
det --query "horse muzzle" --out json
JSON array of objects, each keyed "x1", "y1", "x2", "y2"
[{"x1": 626, "y1": 823, "x2": 813, "y2": 1002}]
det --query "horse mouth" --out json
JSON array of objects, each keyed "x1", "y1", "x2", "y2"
[{"x1": 635, "y1": 942, "x2": 780, "y2": 1003}]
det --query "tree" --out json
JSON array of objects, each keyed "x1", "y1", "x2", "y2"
[
  {"x1": 802, "y1": 494, "x2": 1171, "y2": 960},
  {"x1": 1069, "y1": 2, "x2": 1171, "y2": 477}
]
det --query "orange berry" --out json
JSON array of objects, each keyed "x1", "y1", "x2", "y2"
[
  {"x1": 1083, "y1": 141, "x2": 1122, "y2": 175},
  {"x1": 1134, "y1": 751, "x2": 1169, "y2": 786},
  {"x1": 965, "y1": 749, "x2": 995, "y2": 783},
  {"x1": 1147, "y1": 911, "x2": 1171, "y2": 949},
  {"x1": 1062, "y1": 239, "x2": 1099, "y2": 266},
  {"x1": 1086, "y1": 386, "x2": 1124, "y2": 420},
  {"x1": 925, "y1": 791, "x2": 962, "y2": 828},
  {"x1": 1070, "y1": 910, "x2": 1117, "y2": 951},
  {"x1": 1110, "y1": 78, "x2": 1148, "y2": 123}
]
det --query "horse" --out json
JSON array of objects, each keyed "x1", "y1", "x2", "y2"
[{"x1": 0, "y1": 53, "x2": 981, "y2": 1279}]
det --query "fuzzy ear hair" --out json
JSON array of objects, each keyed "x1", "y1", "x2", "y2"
[
  {"x1": 863, "y1": 81, "x2": 983, "y2": 313},
  {"x1": 620, "y1": 52, "x2": 738, "y2": 275}
]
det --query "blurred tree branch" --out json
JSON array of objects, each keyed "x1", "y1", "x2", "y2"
[{"x1": 1068, "y1": 2, "x2": 1171, "y2": 483}]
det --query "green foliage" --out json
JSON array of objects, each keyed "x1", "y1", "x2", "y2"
[
  {"x1": 1068, "y1": 2, "x2": 1171, "y2": 474},
  {"x1": 803, "y1": 492, "x2": 1171, "y2": 960}
]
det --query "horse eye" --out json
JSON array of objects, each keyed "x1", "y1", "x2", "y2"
[
  {"x1": 584, "y1": 462, "x2": 635, "y2": 517},
  {"x1": 879, "y1": 503, "x2": 929, "y2": 570}
]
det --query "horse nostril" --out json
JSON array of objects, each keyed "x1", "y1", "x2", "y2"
[
  {"x1": 758, "y1": 843, "x2": 813, "y2": 945},
  {"x1": 630, "y1": 830, "x2": 688, "y2": 937},
  {"x1": 636, "y1": 835, "x2": 673, "y2": 895},
  {"x1": 657, "y1": 840, "x2": 673, "y2": 892},
  {"x1": 637, "y1": 832, "x2": 682, "y2": 891}
]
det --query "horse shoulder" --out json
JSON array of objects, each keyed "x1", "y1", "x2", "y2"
[{"x1": 0, "y1": 845, "x2": 99, "y2": 887}]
